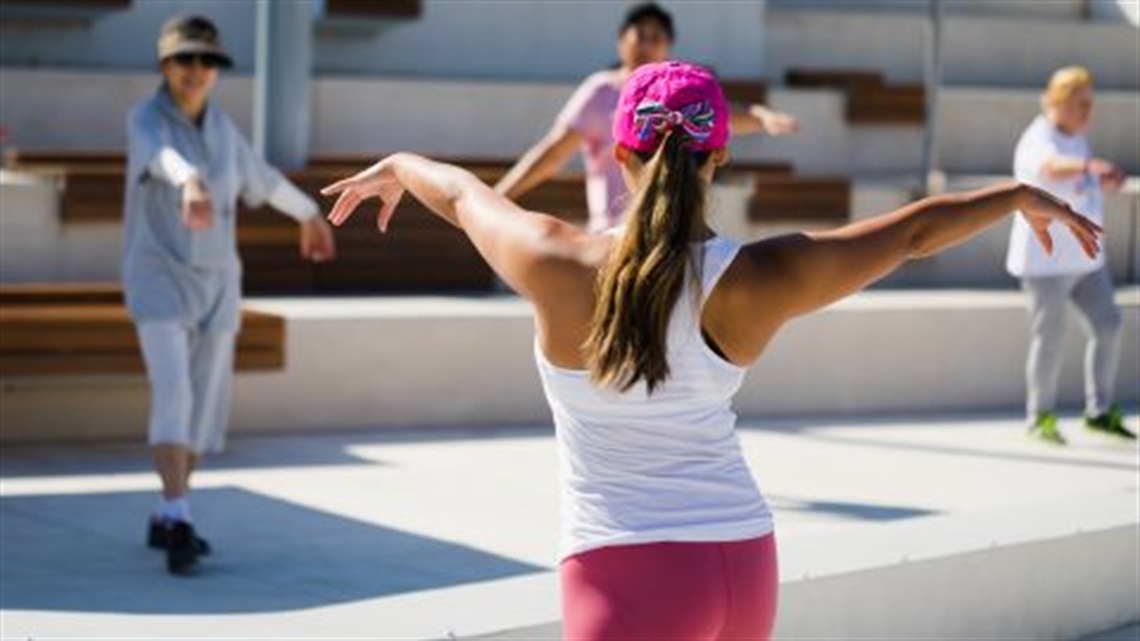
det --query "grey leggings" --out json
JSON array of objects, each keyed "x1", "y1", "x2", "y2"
[{"x1": 1022, "y1": 267, "x2": 1122, "y2": 418}]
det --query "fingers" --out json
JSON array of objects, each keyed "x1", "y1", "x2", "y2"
[
  {"x1": 1061, "y1": 210, "x2": 1103, "y2": 259},
  {"x1": 320, "y1": 177, "x2": 354, "y2": 197},
  {"x1": 378, "y1": 199, "x2": 397, "y2": 233},
  {"x1": 1033, "y1": 225, "x2": 1055, "y2": 256},
  {"x1": 326, "y1": 190, "x2": 363, "y2": 227}
]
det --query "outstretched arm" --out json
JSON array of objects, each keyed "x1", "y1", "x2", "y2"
[
  {"x1": 739, "y1": 181, "x2": 1101, "y2": 321},
  {"x1": 323, "y1": 153, "x2": 584, "y2": 298},
  {"x1": 494, "y1": 125, "x2": 582, "y2": 201}
]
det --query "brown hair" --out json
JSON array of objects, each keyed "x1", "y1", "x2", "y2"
[{"x1": 584, "y1": 130, "x2": 709, "y2": 393}]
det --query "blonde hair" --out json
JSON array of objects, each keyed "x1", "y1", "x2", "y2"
[
  {"x1": 1042, "y1": 66, "x2": 1093, "y2": 110},
  {"x1": 584, "y1": 130, "x2": 709, "y2": 394}
]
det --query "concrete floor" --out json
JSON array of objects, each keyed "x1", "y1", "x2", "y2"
[{"x1": 2, "y1": 410, "x2": 1137, "y2": 639}]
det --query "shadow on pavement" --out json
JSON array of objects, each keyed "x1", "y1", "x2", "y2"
[{"x1": 1, "y1": 486, "x2": 546, "y2": 614}]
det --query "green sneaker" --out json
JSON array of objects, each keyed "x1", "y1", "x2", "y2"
[
  {"x1": 1028, "y1": 412, "x2": 1067, "y2": 445},
  {"x1": 1084, "y1": 406, "x2": 1137, "y2": 441}
]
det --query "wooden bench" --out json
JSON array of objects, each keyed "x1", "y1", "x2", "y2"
[
  {"x1": 720, "y1": 79, "x2": 769, "y2": 107},
  {"x1": 325, "y1": 0, "x2": 421, "y2": 19},
  {"x1": 10, "y1": 153, "x2": 844, "y2": 291},
  {"x1": 0, "y1": 284, "x2": 285, "y2": 377},
  {"x1": 10, "y1": 154, "x2": 588, "y2": 294},
  {"x1": 748, "y1": 174, "x2": 851, "y2": 224},
  {"x1": 786, "y1": 68, "x2": 925, "y2": 125}
]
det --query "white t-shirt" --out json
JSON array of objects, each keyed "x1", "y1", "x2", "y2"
[{"x1": 1006, "y1": 115, "x2": 1105, "y2": 278}]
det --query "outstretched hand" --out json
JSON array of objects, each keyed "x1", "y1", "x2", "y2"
[
  {"x1": 750, "y1": 105, "x2": 800, "y2": 136},
  {"x1": 181, "y1": 177, "x2": 214, "y2": 231},
  {"x1": 321, "y1": 157, "x2": 406, "y2": 232},
  {"x1": 300, "y1": 216, "x2": 336, "y2": 262},
  {"x1": 1020, "y1": 184, "x2": 1102, "y2": 258}
]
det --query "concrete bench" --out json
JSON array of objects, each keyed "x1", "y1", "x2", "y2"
[
  {"x1": 786, "y1": 68, "x2": 925, "y2": 125},
  {"x1": 9, "y1": 154, "x2": 821, "y2": 293},
  {"x1": 0, "y1": 283, "x2": 285, "y2": 377}
]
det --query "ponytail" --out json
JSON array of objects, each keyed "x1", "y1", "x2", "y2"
[{"x1": 584, "y1": 130, "x2": 709, "y2": 393}]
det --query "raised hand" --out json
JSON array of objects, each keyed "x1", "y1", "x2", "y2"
[
  {"x1": 750, "y1": 105, "x2": 800, "y2": 136},
  {"x1": 321, "y1": 158, "x2": 406, "y2": 233},
  {"x1": 181, "y1": 177, "x2": 213, "y2": 230},
  {"x1": 1019, "y1": 184, "x2": 1103, "y2": 258}
]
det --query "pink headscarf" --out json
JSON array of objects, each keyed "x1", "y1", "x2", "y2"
[{"x1": 612, "y1": 60, "x2": 729, "y2": 154}]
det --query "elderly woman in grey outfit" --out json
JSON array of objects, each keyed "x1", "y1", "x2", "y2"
[
  {"x1": 124, "y1": 15, "x2": 336, "y2": 574},
  {"x1": 1007, "y1": 66, "x2": 1132, "y2": 445}
]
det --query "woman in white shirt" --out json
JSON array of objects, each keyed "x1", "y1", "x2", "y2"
[
  {"x1": 1007, "y1": 66, "x2": 1132, "y2": 445},
  {"x1": 323, "y1": 61, "x2": 1100, "y2": 640}
]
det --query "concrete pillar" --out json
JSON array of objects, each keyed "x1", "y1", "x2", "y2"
[{"x1": 253, "y1": 0, "x2": 312, "y2": 171}]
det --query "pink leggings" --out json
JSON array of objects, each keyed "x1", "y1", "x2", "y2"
[{"x1": 560, "y1": 534, "x2": 778, "y2": 641}]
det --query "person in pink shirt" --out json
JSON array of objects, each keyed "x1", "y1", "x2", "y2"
[{"x1": 495, "y1": 3, "x2": 798, "y2": 232}]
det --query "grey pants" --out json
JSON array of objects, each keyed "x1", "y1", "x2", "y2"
[
  {"x1": 1022, "y1": 267, "x2": 1122, "y2": 419},
  {"x1": 137, "y1": 321, "x2": 237, "y2": 454}
]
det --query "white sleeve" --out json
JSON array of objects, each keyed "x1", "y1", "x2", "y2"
[
  {"x1": 126, "y1": 104, "x2": 199, "y2": 187},
  {"x1": 266, "y1": 179, "x2": 319, "y2": 222},
  {"x1": 147, "y1": 148, "x2": 199, "y2": 187}
]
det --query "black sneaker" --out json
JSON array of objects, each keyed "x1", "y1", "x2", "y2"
[
  {"x1": 165, "y1": 521, "x2": 204, "y2": 576},
  {"x1": 148, "y1": 517, "x2": 211, "y2": 556},
  {"x1": 1085, "y1": 406, "x2": 1137, "y2": 441}
]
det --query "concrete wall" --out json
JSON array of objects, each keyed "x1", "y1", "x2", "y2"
[
  {"x1": 765, "y1": 0, "x2": 1090, "y2": 20},
  {"x1": 938, "y1": 88, "x2": 1140, "y2": 175},
  {"x1": 476, "y1": 493, "x2": 1140, "y2": 641},
  {"x1": 0, "y1": 69, "x2": 923, "y2": 177},
  {"x1": 764, "y1": 8, "x2": 1139, "y2": 90},
  {"x1": 941, "y1": 15, "x2": 1140, "y2": 89},
  {"x1": 764, "y1": 11, "x2": 925, "y2": 85},
  {"x1": 0, "y1": 0, "x2": 767, "y2": 81}
]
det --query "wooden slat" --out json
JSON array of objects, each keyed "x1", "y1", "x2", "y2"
[
  {"x1": 325, "y1": 0, "x2": 421, "y2": 19},
  {"x1": 0, "y1": 282, "x2": 123, "y2": 305},
  {"x1": 786, "y1": 69, "x2": 884, "y2": 89},
  {"x1": 0, "y1": 348, "x2": 281, "y2": 377},
  {"x1": 720, "y1": 79, "x2": 769, "y2": 106},
  {"x1": 749, "y1": 176, "x2": 851, "y2": 223},
  {"x1": 0, "y1": 287, "x2": 285, "y2": 376},
  {"x1": 846, "y1": 85, "x2": 926, "y2": 124}
]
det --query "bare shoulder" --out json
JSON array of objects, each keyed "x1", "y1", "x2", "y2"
[
  {"x1": 721, "y1": 233, "x2": 812, "y2": 297},
  {"x1": 528, "y1": 218, "x2": 610, "y2": 282},
  {"x1": 702, "y1": 233, "x2": 813, "y2": 364}
]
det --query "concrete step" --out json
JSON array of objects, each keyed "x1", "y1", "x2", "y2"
[
  {"x1": 766, "y1": 0, "x2": 1140, "y2": 25},
  {"x1": 764, "y1": 10, "x2": 1140, "y2": 89},
  {"x1": 942, "y1": 15, "x2": 1140, "y2": 89},
  {"x1": 766, "y1": 0, "x2": 1089, "y2": 20},
  {"x1": 937, "y1": 87, "x2": 1140, "y2": 174},
  {"x1": 1, "y1": 288, "x2": 1136, "y2": 443}
]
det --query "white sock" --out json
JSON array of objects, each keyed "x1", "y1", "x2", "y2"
[{"x1": 156, "y1": 496, "x2": 191, "y2": 523}]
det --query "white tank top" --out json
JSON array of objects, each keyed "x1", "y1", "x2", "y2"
[{"x1": 535, "y1": 235, "x2": 774, "y2": 560}]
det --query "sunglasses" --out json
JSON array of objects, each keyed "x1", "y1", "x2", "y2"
[{"x1": 170, "y1": 53, "x2": 225, "y2": 69}]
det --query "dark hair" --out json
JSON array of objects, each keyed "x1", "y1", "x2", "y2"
[
  {"x1": 619, "y1": 3, "x2": 675, "y2": 41},
  {"x1": 584, "y1": 129, "x2": 709, "y2": 394}
]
